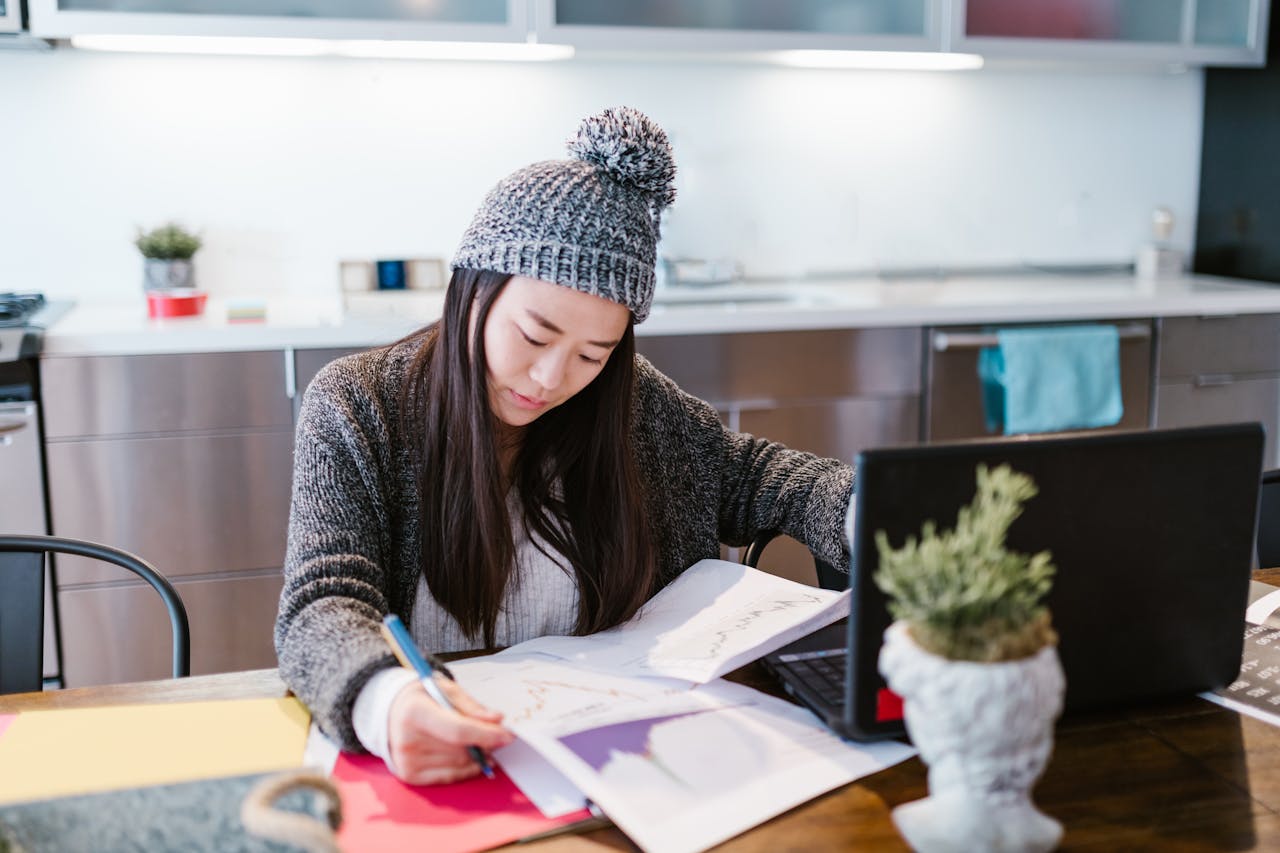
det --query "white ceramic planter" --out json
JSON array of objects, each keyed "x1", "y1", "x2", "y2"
[{"x1": 879, "y1": 620, "x2": 1065, "y2": 853}]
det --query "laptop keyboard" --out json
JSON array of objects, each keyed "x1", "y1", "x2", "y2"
[{"x1": 774, "y1": 648, "x2": 847, "y2": 705}]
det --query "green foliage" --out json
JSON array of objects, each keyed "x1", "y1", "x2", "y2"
[
  {"x1": 134, "y1": 223, "x2": 202, "y2": 260},
  {"x1": 873, "y1": 463, "x2": 1057, "y2": 662}
]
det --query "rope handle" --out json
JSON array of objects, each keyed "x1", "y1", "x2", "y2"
[{"x1": 240, "y1": 769, "x2": 344, "y2": 853}]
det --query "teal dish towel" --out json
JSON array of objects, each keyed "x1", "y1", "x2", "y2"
[{"x1": 977, "y1": 324, "x2": 1123, "y2": 434}]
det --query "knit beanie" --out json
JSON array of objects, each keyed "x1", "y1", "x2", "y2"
[{"x1": 451, "y1": 106, "x2": 677, "y2": 323}]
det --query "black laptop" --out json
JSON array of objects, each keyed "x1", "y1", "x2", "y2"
[{"x1": 763, "y1": 423, "x2": 1265, "y2": 740}]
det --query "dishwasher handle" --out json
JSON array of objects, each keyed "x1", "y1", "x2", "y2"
[{"x1": 932, "y1": 323, "x2": 1151, "y2": 352}]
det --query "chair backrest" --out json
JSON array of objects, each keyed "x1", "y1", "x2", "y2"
[
  {"x1": 742, "y1": 529, "x2": 847, "y2": 591},
  {"x1": 1259, "y1": 470, "x2": 1280, "y2": 570},
  {"x1": 0, "y1": 534, "x2": 190, "y2": 694}
]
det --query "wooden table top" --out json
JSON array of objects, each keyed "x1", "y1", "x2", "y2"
[{"x1": 4, "y1": 664, "x2": 1278, "y2": 851}]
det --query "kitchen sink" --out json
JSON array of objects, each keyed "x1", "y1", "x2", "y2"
[{"x1": 650, "y1": 284, "x2": 835, "y2": 309}]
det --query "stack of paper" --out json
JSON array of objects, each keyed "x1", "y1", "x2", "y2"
[{"x1": 442, "y1": 560, "x2": 915, "y2": 853}]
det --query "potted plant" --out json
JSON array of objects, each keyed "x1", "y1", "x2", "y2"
[
  {"x1": 875, "y1": 463, "x2": 1064, "y2": 853},
  {"x1": 135, "y1": 223, "x2": 202, "y2": 291}
]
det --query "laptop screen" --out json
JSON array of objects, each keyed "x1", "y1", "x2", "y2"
[{"x1": 844, "y1": 423, "x2": 1264, "y2": 739}]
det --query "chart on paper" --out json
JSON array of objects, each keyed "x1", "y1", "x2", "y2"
[
  {"x1": 451, "y1": 655, "x2": 697, "y2": 730},
  {"x1": 647, "y1": 590, "x2": 833, "y2": 666},
  {"x1": 518, "y1": 680, "x2": 917, "y2": 853},
  {"x1": 558, "y1": 708, "x2": 766, "y2": 813},
  {"x1": 506, "y1": 559, "x2": 850, "y2": 682}
]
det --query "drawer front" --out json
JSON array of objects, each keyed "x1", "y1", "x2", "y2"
[
  {"x1": 1159, "y1": 315, "x2": 1280, "y2": 379},
  {"x1": 926, "y1": 322, "x2": 1152, "y2": 441},
  {"x1": 737, "y1": 396, "x2": 920, "y2": 462},
  {"x1": 1155, "y1": 376, "x2": 1280, "y2": 469},
  {"x1": 638, "y1": 328, "x2": 922, "y2": 404},
  {"x1": 46, "y1": 431, "x2": 294, "y2": 584},
  {"x1": 41, "y1": 351, "x2": 293, "y2": 439},
  {"x1": 294, "y1": 347, "x2": 367, "y2": 400},
  {"x1": 58, "y1": 572, "x2": 283, "y2": 688}
]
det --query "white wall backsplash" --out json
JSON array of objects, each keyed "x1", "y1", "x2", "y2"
[{"x1": 0, "y1": 50, "x2": 1203, "y2": 300}]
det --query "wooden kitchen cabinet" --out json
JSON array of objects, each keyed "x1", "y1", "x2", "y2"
[
  {"x1": 39, "y1": 350, "x2": 295, "y2": 687},
  {"x1": 1155, "y1": 314, "x2": 1280, "y2": 468},
  {"x1": 638, "y1": 327, "x2": 921, "y2": 585}
]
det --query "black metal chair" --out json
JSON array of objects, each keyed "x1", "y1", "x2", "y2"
[
  {"x1": 1258, "y1": 470, "x2": 1280, "y2": 570},
  {"x1": 743, "y1": 529, "x2": 847, "y2": 591},
  {"x1": 0, "y1": 534, "x2": 190, "y2": 694}
]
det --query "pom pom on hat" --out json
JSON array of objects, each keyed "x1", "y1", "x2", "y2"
[
  {"x1": 452, "y1": 106, "x2": 678, "y2": 322},
  {"x1": 566, "y1": 106, "x2": 677, "y2": 211}
]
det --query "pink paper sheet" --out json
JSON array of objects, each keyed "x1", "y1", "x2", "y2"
[
  {"x1": 0, "y1": 714, "x2": 15, "y2": 740},
  {"x1": 332, "y1": 752, "x2": 589, "y2": 853}
]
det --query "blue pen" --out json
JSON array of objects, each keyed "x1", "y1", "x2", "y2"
[{"x1": 380, "y1": 613, "x2": 495, "y2": 779}]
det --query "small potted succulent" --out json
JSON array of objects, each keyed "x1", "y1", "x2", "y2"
[
  {"x1": 875, "y1": 463, "x2": 1064, "y2": 853},
  {"x1": 135, "y1": 222, "x2": 202, "y2": 291}
]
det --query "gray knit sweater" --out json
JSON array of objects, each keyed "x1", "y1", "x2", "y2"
[{"x1": 275, "y1": 337, "x2": 855, "y2": 751}]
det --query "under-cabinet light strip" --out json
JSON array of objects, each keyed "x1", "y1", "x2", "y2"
[
  {"x1": 70, "y1": 35, "x2": 982, "y2": 70},
  {"x1": 69, "y1": 34, "x2": 575, "y2": 61},
  {"x1": 772, "y1": 49, "x2": 984, "y2": 70}
]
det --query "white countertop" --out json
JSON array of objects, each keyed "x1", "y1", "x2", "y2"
[{"x1": 38, "y1": 273, "x2": 1280, "y2": 357}]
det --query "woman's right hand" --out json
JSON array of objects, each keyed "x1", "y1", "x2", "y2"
[{"x1": 386, "y1": 678, "x2": 515, "y2": 785}]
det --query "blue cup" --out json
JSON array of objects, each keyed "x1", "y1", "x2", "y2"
[{"x1": 376, "y1": 260, "x2": 407, "y2": 290}]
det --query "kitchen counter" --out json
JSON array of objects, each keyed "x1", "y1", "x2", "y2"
[{"x1": 39, "y1": 273, "x2": 1280, "y2": 357}]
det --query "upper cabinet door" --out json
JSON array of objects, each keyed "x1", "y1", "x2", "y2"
[
  {"x1": 953, "y1": 0, "x2": 1269, "y2": 66},
  {"x1": 0, "y1": 0, "x2": 22, "y2": 33},
  {"x1": 28, "y1": 0, "x2": 529, "y2": 41},
  {"x1": 533, "y1": 0, "x2": 942, "y2": 53}
]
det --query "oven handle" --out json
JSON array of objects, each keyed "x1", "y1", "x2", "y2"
[
  {"x1": 0, "y1": 418, "x2": 30, "y2": 435},
  {"x1": 932, "y1": 323, "x2": 1152, "y2": 352}
]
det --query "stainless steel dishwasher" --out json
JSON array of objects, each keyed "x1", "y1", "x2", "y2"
[{"x1": 923, "y1": 319, "x2": 1155, "y2": 441}]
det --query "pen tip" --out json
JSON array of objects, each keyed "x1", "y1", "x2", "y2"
[{"x1": 482, "y1": 765, "x2": 496, "y2": 779}]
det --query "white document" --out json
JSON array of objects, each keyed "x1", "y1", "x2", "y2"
[
  {"x1": 506, "y1": 559, "x2": 850, "y2": 682},
  {"x1": 451, "y1": 653, "x2": 696, "y2": 818},
  {"x1": 508, "y1": 677, "x2": 916, "y2": 853}
]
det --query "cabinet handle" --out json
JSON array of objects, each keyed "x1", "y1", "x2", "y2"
[
  {"x1": 0, "y1": 419, "x2": 29, "y2": 435},
  {"x1": 932, "y1": 323, "x2": 1151, "y2": 351},
  {"x1": 1193, "y1": 373, "x2": 1236, "y2": 388},
  {"x1": 284, "y1": 348, "x2": 297, "y2": 400}
]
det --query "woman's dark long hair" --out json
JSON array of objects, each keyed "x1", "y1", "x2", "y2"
[{"x1": 400, "y1": 268, "x2": 657, "y2": 647}]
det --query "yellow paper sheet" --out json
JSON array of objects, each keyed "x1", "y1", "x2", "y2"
[{"x1": 0, "y1": 697, "x2": 310, "y2": 805}]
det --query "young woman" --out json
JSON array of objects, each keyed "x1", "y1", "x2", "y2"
[{"x1": 275, "y1": 107, "x2": 855, "y2": 785}]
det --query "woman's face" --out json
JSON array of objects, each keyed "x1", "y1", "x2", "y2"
[{"x1": 479, "y1": 275, "x2": 630, "y2": 430}]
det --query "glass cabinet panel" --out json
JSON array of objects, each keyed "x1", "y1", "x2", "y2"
[
  {"x1": 0, "y1": 0, "x2": 19, "y2": 31},
  {"x1": 54, "y1": 0, "x2": 507, "y2": 23},
  {"x1": 29, "y1": 0, "x2": 527, "y2": 41},
  {"x1": 965, "y1": 0, "x2": 1180, "y2": 42},
  {"x1": 1195, "y1": 0, "x2": 1255, "y2": 46},
  {"x1": 554, "y1": 0, "x2": 926, "y2": 37}
]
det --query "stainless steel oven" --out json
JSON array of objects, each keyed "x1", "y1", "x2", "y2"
[
  {"x1": 923, "y1": 319, "x2": 1155, "y2": 441},
  {"x1": 1, "y1": 293, "x2": 72, "y2": 685}
]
